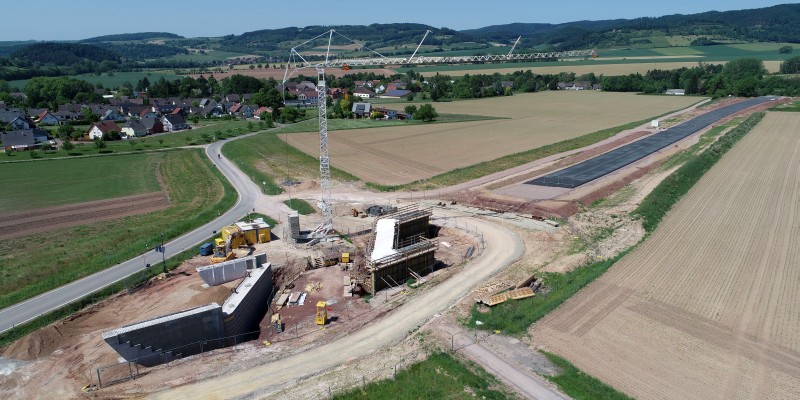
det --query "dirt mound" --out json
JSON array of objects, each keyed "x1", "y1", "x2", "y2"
[
  {"x1": 2, "y1": 325, "x2": 70, "y2": 361},
  {"x1": 189, "y1": 284, "x2": 233, "y2": 305},
  {"x1": 296, "y1": 180, "x2": 318, "y2": 190}
]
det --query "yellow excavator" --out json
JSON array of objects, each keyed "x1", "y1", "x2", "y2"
[{"x1": 210, "y1": 226, "x2": 253, "y2": 263}]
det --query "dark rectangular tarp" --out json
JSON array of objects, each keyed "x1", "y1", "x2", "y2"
[{"x1": 527, "y1": 96, "x2": 777, "y2": 188}]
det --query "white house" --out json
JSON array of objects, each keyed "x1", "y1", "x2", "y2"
[{"x1": 161, "y1": 114, "x2": 189, "y2": 132}]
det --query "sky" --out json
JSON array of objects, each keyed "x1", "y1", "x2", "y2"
[{"x1": 1, "y1": 0, "x2": 795, "y2": 41}]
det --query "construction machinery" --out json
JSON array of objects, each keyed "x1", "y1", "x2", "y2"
[
  {"x1": 209, "y1": 218, "x2": 272, "y2": 264},
  {"x1": 315, "y1": 301, "x2": 328, "y2": 325}
]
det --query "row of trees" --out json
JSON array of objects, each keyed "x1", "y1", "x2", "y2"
[{"x1": 601, "y1": 58, "x2": 800, "y2": 97}]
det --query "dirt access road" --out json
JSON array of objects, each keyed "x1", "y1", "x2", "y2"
[{"x1": 154, "y1": 210, "x2": 525, "y2": 399}]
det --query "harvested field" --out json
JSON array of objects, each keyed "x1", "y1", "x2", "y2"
[
  {"x1": 286, "y1": 91, "x2": 700, "y2": 185},
  {"x1": 0, "y1": 192, "x2": 169, "y2": 240},
  {"x1": 532, "y1": 112, "x2": 800, "y2": 399}
]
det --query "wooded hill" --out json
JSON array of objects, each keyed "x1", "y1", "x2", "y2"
[{"x1": 464, "y1": 3, "x2": 800, "y2": 50}]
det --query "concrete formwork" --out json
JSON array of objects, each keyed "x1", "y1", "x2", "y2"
[
  {"x1": 196, "y1": 253, "x2": 267, "y2": 286},
  {"x1": 368, "y1": 240, "x2": 436, "y2": 293}
]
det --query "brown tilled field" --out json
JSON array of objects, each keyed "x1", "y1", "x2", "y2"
[
  {"x1": 286, "y1": 91, "x2": 700, "y2": 185},
  {"x1": 532, "y1": 112, "x2": 800, "y2": 400}
]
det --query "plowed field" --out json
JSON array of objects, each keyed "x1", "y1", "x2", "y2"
[
  {"x1": 286, "y1": 91, "x2": 700, "y2": 185},
  {"x1": 533, "y1": 112, "x2": 800, "y2": 399}
]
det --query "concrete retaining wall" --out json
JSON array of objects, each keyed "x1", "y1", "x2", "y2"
[
  {"x1": 103, "y1": 253, "x2": 273, "y2": 366},
  {"x1": 101, "y1": 304, "x2": 224, "y2": 367}
]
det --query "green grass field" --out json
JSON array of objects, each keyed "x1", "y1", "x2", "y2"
[
  {"x1": 167, "y1": 50, "x2": 253, "y2": 62},
  {"x1": 283, "y1": 199, "x2": 315, "y2": 215},
  {"x1": 8, "y1": 70, "x2": 182, "y2": 90},
  {"x1": 0, "y1": 153, "x2": 163, "y2": 211},
  {"x1": 332, "y1": 352, "x2": 511, "y2": 400},
  {"x1": 0, "y1": 149, "x2": 236, "y2": 309}
]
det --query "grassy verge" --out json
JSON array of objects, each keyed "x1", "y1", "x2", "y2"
[
  {"x1": 770, "y1": 100, "x2": 800, "y2": 112},
  {"x1": 366, "y1": 111, "x2": 687, "y2": 192},
  {"x1": 240, "y1": 212, "x2": 279, "y2": 227},
  {"x1": 221, "y1": 129, "x2": 358, "y2": 195},
  {"x1": 0, "y1": 149, "x2": 236, "y2": 309},
  {"x1": 542, "y1": 352, "x2": 633, "y2": 400},
  {"x1": 332, "y1": 352, "x2": 510, "y2": 400},
  {"x1": 467, "y1": 247, "x2": 634, "y2": 334},
  {"x1": 283, "y1": 199, "x2": 315, "y2": 215},
  {"x1": 0, "y1": 237, "x2": 211, "y2": 349},
  {"x1": 635, "y1": 112, "x2": 765, "y2": 232},
  {"x1": 657, "y1": 117, "x2": 744, "y2": 171}
]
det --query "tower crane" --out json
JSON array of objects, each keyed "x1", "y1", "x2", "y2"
[{"x1": 282, "y1": 31, "x2": 597, "y2": 237}]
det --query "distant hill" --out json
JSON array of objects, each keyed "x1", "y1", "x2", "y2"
[
  {"x1": 11, "y1": 42, "x2": 120, "y2": 65},
  {"x1": 219, "y1": 23, "x2": 469, "y2": 52},
  {"x1": 463, "y1": 3, "x2": 800, "y2": 50},
  {"x1": 82, "y1": 32, "x2": 183, "y2": 42}
]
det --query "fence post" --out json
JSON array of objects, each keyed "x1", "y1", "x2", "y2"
[{"x1": 96, "y1": 368, "x2": 102, "y2": 388}]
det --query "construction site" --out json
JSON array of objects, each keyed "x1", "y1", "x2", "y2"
[{"x1": 3, "y1": 26, "x2": 798, "y2": 400}]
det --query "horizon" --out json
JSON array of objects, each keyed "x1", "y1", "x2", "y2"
[{"x1": 1, "y1": 0, "x2": 793, "y2": 41}]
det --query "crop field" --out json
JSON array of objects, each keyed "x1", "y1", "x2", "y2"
[
  {"x1": 532, "y1": 112, "x2": 800, "y2": 399},
  {"x1": 0, "y1": 153, "x2": 164, "y2": 211},
  {"x1": 285, "y1": 91, "x2": 700, "y2": 185}
]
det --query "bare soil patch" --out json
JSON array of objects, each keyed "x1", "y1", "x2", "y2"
[
  {"x1": 531, "y1": 112, "x2": 800, "y2": 400},
  {"x1": 0, "y1": 192, "x2": 169, "y2": 240}
]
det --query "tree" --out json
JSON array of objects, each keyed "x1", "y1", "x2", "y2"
[
  {"x1": 780, "y1": 56, "x2": 800, "y2": 74},
  {"x1": 404, "y1": 105, "x2": 418, "y2": 115},
  {"x1": 93, "y1": 137, "x2": 106, "y2": 149},
  {"x1": 406, "y1": 93, "x2": 415, "y2": 101},
  {"x1": 415, "y1": 104, "x2": 438, "y2": 122},
  {"x1": 780, "y1": 46, "x2": 794, "y2": 54},
  {"x1": 281, "y1": 107, "x2": 302, "y2": 123},
  {"x1": 61, "y1": 140, "x2": 74, "y2": 151},
  {"x1": 723, "y1": 58, "x2": 766, "y2": 83},
  {"x1": 57, "y1": 124, "x2": 75, "y2": 139}
]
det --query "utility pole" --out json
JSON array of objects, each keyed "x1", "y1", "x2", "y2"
[{"x1": 160, "y1": 232, "x2": 166, "y2": 274}]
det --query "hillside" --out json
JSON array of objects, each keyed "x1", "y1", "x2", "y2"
[
  {"x1": 11, "y1": 42, "x2": 120, "y2": 65},
  {"x1": 464, "y1": 3, "x2": 800, "y2": 50},
  {"x1": 82, "y1": 32, "x2": 183, "y2": 42}
]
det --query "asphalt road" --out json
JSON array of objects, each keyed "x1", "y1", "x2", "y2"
[
  {"x1": 0, "y1": 138, "x2": 262, "y2": 334},
  {"x1": 154, "y1": 211, "x2": 525, "y2": 399},
  {"x1": 528, "y1": 96, "x2": 778, "y2": 188}
]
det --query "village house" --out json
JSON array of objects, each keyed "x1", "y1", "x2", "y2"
[
  {"x1": 88, "y1": 120, "x2": 122, "y2": 140},
  {"x1": 161, "y1": 114, "x2": 189, "y2": 132}
]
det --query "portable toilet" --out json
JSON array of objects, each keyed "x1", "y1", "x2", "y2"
[
  {"x1": 199, "y1": 243, "x2": 214, "y2": 256},
  {"x1": 341, "y1": 253, "x2": 350, "y2": 263},
  {"x1": 315, "y1": 301, "x2": 328, "y2": 325}
]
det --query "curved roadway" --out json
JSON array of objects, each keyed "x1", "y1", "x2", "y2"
[{"x1": 0, "y1": 139, "x2": 262, "y2": 333}]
